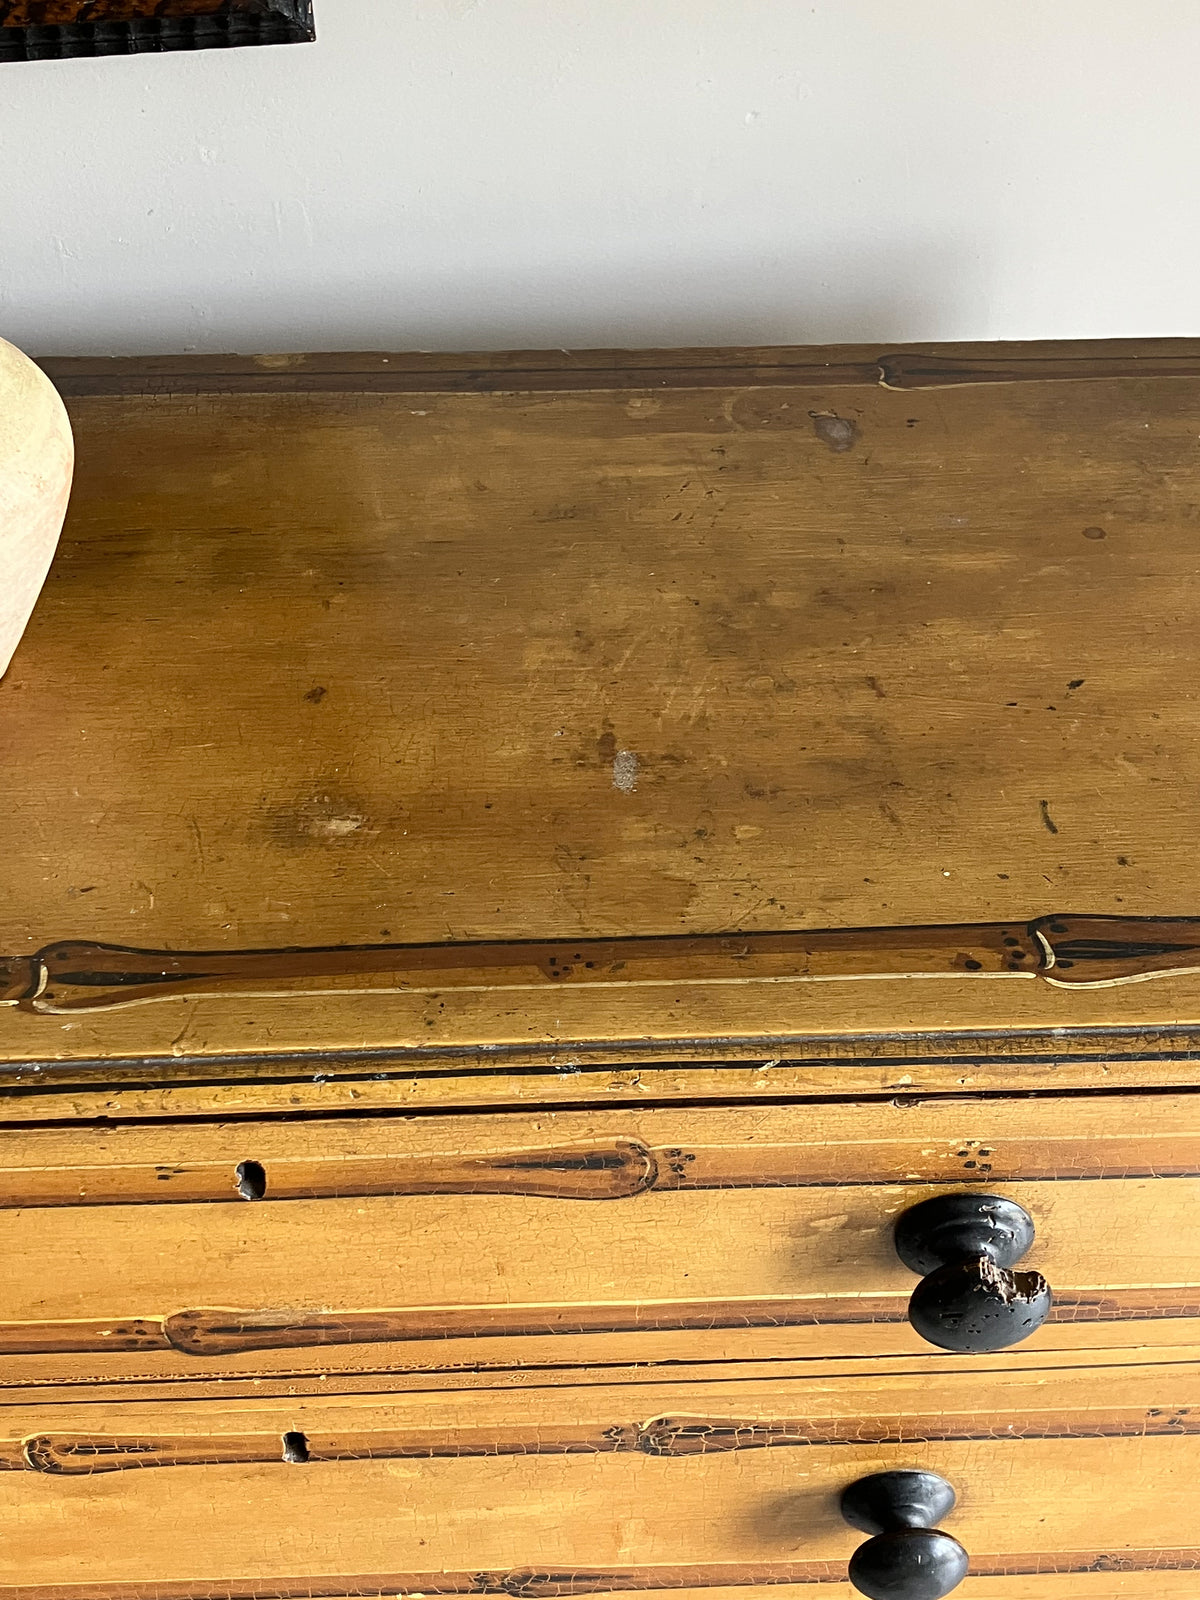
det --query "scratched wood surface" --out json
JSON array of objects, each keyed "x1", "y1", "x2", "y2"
[
  {"x1": 9, "y1": 1327, "x2": 1200, "y2": 1411},
  {"x1": 1, "y1": 1095, "x2": 1198, "y2": 1386},
  {"x1": 6, "y1": 343, "x2": 1200, "y2": 1093},
  {"x1": 2, "y1": 1366, "x2": 1200, "y2": 1593},
  {"x1": 0, "y1": 1582, "x2": 1192, "y2": 1600},
  {"x1": 0, "y1": 1584, "x2": 1195, "y2": 1600}
]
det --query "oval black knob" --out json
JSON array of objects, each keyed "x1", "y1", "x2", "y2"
[
  {"x1": 840, "y1": 1470, "x2": 969, "y2": 1600},
  {"x1": 894, "y1": 1192, "x2": 1052, "y2": 1353}
]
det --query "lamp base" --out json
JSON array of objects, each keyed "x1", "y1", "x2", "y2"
[{"x1": 0, "y1": 338, "x2": 73, "y2": 680}]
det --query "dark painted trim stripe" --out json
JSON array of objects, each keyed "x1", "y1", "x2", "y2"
[
  {"x1": 34, "y1": 341, "x2": 1200, "y2": 397},
  {"x1": 2, "y1": 1287, "x2": 1199, "y2": 1358},
  {"x1": 1, "y1": 1552, "x2": 1198, "y2": 1599},
  {"x1": 14, "y1": 1405, "x2": 1200, "y2": 1473}
]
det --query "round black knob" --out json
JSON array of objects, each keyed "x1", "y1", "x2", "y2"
[
  {"x1": 894, "y1": 1193, "x2": 1052, "y2": 1353},
  {"x1": 840, "y1": 1470, "x2": 969, "y2": 1600}
]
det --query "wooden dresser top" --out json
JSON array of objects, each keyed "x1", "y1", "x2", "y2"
[{"x1": 5, "y1": 340, "x2": 1200, "y2": 1102}]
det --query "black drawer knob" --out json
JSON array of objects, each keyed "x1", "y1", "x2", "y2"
[
  {"x1": 894, "y1": 1192, "x2": 1052, "y2": 1353},
  {"x1": 841, "y1": 1470, "x2": 969, "y2": 1600}
]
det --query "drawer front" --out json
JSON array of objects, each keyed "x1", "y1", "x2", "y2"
[
  {"x1": 1, "y1": 1365, "x2": 1200, "y2": 1595},
  {"x1": 2, "y1": 1095, "x2": 1200, "y2": 1386}
]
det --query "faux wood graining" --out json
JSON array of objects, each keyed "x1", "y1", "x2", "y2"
[
  {"x1": 6, "y1": 1356, "x2": 1200, "y2": 1473},
  {"x1": 6, "y1": 1089, "x2": 1200, "y2": 1205},
  {"x1": 9, "y1": 1283, "x2": 1200, "y2": 1364},
  {"x1": 2, "y1": 1577, "x2": 1200, "y2": 1600},
  {"x1": 6, "y1": 343, "x2": 1200, "y2": 1087},
  {"x1": 1, "y1": 1577, "x2": 1198, "y2": 1600},
  {"x1": 6, "y1": 913, "x2": 1200, "y2": 1017},
  {"x1": 2, "y1": 1369, "x2": 1200, "y2": 1591},
  {"x1": 2, "y1": 1096, "x2": 1200, "y2": 1386},
  {"x1": 34, "y1": 338, "x2": 1200, "y2": 394}
]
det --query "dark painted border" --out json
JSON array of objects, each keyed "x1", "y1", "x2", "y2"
[
  {"x1": 6, "y1": 1022, "x2": 1200, "y2": 1098},
  {"x1": 33, "y1": 338, "x2": 1200, "y2": 396}
]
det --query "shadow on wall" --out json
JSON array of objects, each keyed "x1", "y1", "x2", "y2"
[{"x1": 24, "y1": 234, "x2": 989, "y2": 356}]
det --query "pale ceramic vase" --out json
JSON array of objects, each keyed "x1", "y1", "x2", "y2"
[{"x1": 0, "y1": 337, "x2": 74, "y2": 679}]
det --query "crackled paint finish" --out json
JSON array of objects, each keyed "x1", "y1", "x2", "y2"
[{"x1": 0, "y1": 337, "x2": 73, "y2": 679}]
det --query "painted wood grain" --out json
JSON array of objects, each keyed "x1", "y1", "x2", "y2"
[
  {"x1": 2, "y1": 1090, "x2": 1197, "y2": 1184},
  {"x1": 9, "y1": 1088, "x2": 1200, "y2": 1208},
  {"x1": 0, "y1": 1097, "x2": 1197, "y2": 1378},
  {"x1": 6, "y1": 1034, "x2": 1200, "y2": 1120},
  {"x1": 4, "y1": 1573, "x2": 1200, "y2": 1600},
  {"x1": 0, "y1": 1423, "x2": 1196, "y2": 1589},
  {"x1": 9, "y1": 1318, "x2": 1200, "y2": 1411},
  {"x1": 7, "y1": 914, "x2": 1200, "y2": 1017},
  {"x1": 6, "y1": 340, "x2": 1200, "y2": 1598},
  {"x1": 7, "y1": 344, "x2": 1200, "y2": 1082},
  {"x1": 33, "y1": 337, "x2": 1200, "y2": 394}
]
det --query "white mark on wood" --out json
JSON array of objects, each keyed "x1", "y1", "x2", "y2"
[
  {"x1": 612, "y1": 750, "x2": 639, "y2": 794},
  {"x1": 811, "y1": 411, "x2": 858, "y2": 452},
  {"x1": 309, "y1": 814, "x2": 366, "y2": 839}
]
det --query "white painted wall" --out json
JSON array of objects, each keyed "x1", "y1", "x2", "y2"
[{"x1": 1, "y1": 1, "x2": 1198, "y2": 356}]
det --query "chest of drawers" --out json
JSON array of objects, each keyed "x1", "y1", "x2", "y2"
[{"x1": 4, "y1": 339, "x2": 1200, "y2": 1599}]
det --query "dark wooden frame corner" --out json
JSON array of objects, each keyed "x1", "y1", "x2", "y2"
[{"x1": 0, "y1": 0, "x2": 314, "y2": 62}]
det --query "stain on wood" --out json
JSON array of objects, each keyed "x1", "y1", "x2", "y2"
[
  {"x1": 10, "y1": 343, "x2": 1200, "y2": 1077},
  {"x1": 4, "y1": 344, "x2": 1200, "y2": 1598}
]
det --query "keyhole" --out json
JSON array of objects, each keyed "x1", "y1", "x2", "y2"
[{"x1": 235, "y1": 1159, "x2": 267, "y2": 1200}]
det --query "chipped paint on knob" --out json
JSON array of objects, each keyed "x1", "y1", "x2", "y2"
[{"x1": 0, "y1": 337, "x2": 73, "y2": 679}]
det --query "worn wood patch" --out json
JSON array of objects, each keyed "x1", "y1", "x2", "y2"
[{"x1": 6, "y1": 344, "x2": 1200, "y2": 1086}]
